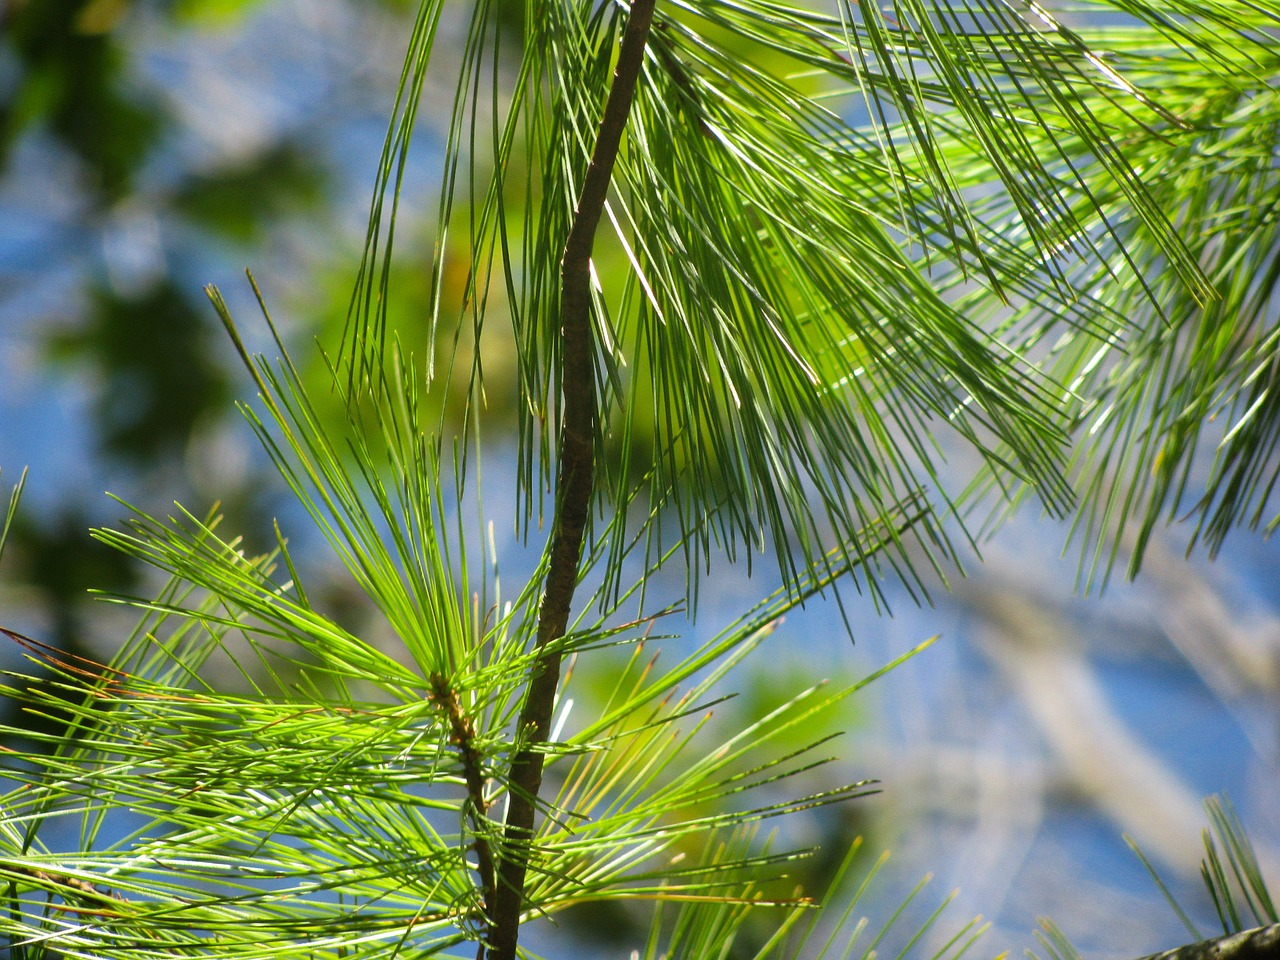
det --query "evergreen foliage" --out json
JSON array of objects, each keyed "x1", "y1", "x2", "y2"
[{"x1": 0, "y1": 0, "x2": 1277, "y2": 957}]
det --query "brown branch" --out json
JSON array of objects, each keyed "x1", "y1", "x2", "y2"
[
  {"x1": 429, "y1": 674, "x2": 495, "y2": 944},
  {"x1": 1133, "y1": 924, "x2": 1280, "y2": 960},
  {"x1": 485, "y1": 1, "x2": 657, "y2": 958},
  {"x1": 2, "y1": 862, "x2": 125, "y2": 914}
]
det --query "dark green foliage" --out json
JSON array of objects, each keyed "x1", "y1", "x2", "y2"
[
  {"x1": 47, "y1": 282, "x2": 232, "y2": 462},
  {"x1": 173, "y1": 143, "x2": 329, "y2": 243},
  {"x1": 1, "y1": 0, "x2": 164, "y2": 201}
]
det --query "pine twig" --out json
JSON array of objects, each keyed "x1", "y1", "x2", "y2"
[
  {"x1": 2, "y1": 862, "x2": 125, "y2": 914},
  {"x1": 1132, "y1": 924, "x2": 1280, "y2": 960},
  {"x1": 429, "y1": 674, "x2": 495, "y2": 941},
  {"x1": 485, "y1": 1, "x2": 657, "y2": 957}
]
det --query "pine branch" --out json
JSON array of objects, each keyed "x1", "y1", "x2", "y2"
[
  {"x1": 1, "y1": 862, "x2": 125, "y2": 914},
  {"x1": 1132, "y1": 924, "x2": 1280, "y2": 960},
  {"x1": 485, "y1": 1, "x2": 657, "y2": 957},
  {"x1": 429, "y1": 674, "x2": 495, "y2": 936}
]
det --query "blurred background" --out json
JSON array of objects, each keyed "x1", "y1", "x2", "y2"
[{"x1": 0, "y1": 2, "x2": 1276, "y2": 958}]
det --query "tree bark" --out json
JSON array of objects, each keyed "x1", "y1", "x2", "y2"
[
  {"x1": 1133, "y1": 924, "x2": 1280, "y2": 960},
  {"x1": 484, "y1": 2, "x2": 657, "y2": 958}
]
